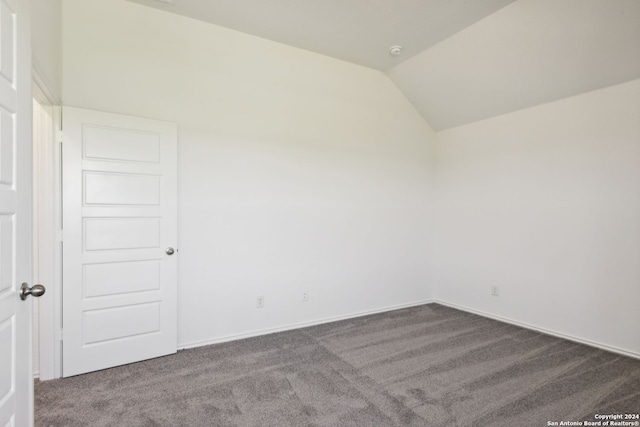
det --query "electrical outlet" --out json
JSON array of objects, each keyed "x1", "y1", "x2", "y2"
[
  {"x1": 491, "y1": 286, "x2": 499, "y2": 297},
  {"x1": 256, "y1": 296, "x2": 264, "y2": 308},
  {"x1": 302, "y1": 290, "x2": 309, "y2": 302}
]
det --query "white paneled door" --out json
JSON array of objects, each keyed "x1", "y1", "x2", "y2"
[
  {"x1": 0, "y1": 0, "x2": 34, "y2": 425},
  {"x1": 62, "y1": 107, "x2": 178, "y2": 377}
]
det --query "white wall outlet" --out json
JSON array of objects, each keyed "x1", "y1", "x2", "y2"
[
  {"x1": 256, "y1": 296, "x2": 264, "y2": 308},
  {"x1": 491, "y1": 286, "x2": 499, "y2": 296},
  {"x1": 302, "y1": 290, "x2": 309, "y2": 302}
]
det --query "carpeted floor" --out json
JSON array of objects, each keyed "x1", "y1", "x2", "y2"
[{"x1": 35, "y1": 304, "x2": 640, "y2": 426}]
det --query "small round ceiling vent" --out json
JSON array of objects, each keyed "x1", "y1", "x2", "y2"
[{"x1": 389, "y1": 45, "x2": 403, "y2": 56}]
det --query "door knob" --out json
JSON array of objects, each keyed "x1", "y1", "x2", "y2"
[
  {"x1": 20, "y1": 283, "x2": 46, "y2": 300},
  {"x1": 165, "y1": 247, "x2": 175, "y2": 255}
]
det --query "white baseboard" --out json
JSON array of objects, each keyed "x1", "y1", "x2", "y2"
[
  {"x1": 434, "y1": 299, "x2": 640, "y2": 360},
  {"x1": 179, "y1": 298, "x2": 640, "y2": 361},
  {"x1": 178, "y1": 299, "x2": 436, "y2": 350}
]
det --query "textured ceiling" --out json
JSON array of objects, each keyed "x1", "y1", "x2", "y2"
[
  {"x1": 127, "y1": 0, "x2": 640, "y2": 130},
  {"x1": 127, "y1": 0, "x2": 517, "y2": 70}
]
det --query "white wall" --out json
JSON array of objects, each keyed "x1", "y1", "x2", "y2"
[
  {"x1": 435, "y1": 79, "x2": 640, "y2": 356},
  {"x1": 62, "y1": 0, "x2": 437, "y2": 347},
  {"x1": 31, "y1": 0, "x2": 62, "y2": 100}
]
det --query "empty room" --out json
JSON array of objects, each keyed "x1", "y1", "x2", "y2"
[{"x1": 1, "y1": 0, "x2": 639, "y2": 425}]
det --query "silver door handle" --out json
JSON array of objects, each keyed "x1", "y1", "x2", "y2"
[
  {"x1": 165, "y1": 247, "x2": 175, "y2": 255},
  {"x1": 20, "y1": 283, "x2": 46, "y2": 300}
]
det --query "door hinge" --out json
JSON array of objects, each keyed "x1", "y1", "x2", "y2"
[
  {"x1": 59, "y1": 230, "x2": 63, "y2": 242},
  {"x1": 56, "y1": 130, "x2": 63, "y2": 144}
]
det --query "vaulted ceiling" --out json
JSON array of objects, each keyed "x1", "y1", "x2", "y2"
[
  {"x1": 128, "y1": 0, "x2": 640, "y2": 130},
  {"x1": 127, "y1": 0, "x2": 518, "y2": 70},
  {"x1": 389, "y1": 0, "x2": 640, "y2": 129}
]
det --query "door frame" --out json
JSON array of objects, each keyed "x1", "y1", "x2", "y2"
[{"x1": 32, "y1": 68, "x2": 62, "y2": 380}]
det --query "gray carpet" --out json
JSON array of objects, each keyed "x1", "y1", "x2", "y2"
[{"x1": 35, "y1": 304, "x2": 640, "y2": 426}]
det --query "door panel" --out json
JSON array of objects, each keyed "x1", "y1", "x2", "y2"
[
  {"x1": 62, "y1": 107, "x2": 177, "y2": 377},
  {"x1": 84, "y1": 172, "x2": 160, "y2": 205},
  {"x1": 83, "y1": 260, "x2": 161, "y2": 297},
  {"x1": 83, "y1": 302, "x2": 160, "y2": 345},
  {"x1": 0, "y1": 0, "x2": 32, "y2": 425},
  {"x1": 82, "y1": 125, "x2": 160, "y2": 163},
  {"x1": 84, "y1": 217, "x2": 161, "y2": 250}
]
